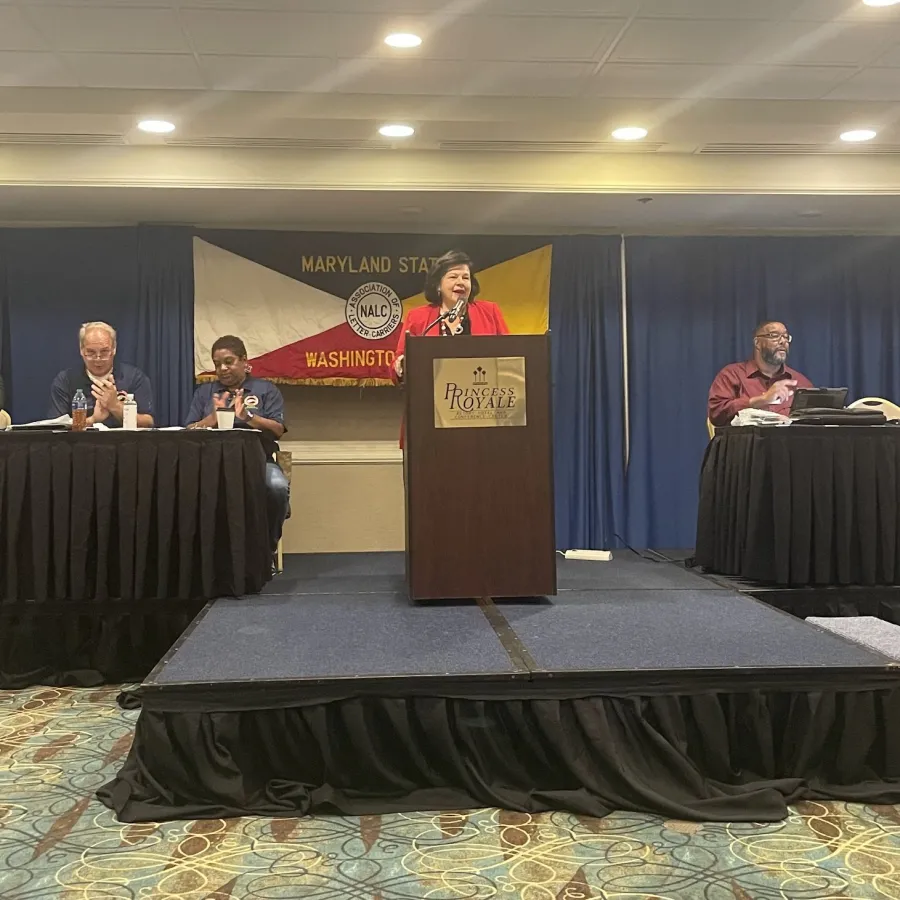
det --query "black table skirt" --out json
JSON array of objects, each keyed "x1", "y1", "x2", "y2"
[
  {"x1": 695, "y1": 425, "x2": 900, "y2": 586},
  {"x1": 0, "y1": 430, "x2": 271, "y2": 602}
]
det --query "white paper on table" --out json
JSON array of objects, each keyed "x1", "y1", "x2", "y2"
[{"x1": 19, "y1": 414, "x2": 72, "y2": 427}]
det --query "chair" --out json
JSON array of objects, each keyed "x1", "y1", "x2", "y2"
[
  {"x1": 848, "y1": 397, "x2": 900, "y2": 421},
  {"x1": 0, "y1": 409, "x2": 10, "y2": 429},
  {"x1": 707, "y1": 418, "x2": 715, "y2": 440},
  {"x1": 274, "y1": 449, "x2": 293, "y2": 573}
]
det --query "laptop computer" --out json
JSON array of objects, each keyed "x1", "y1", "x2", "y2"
[{"x1": 790, "y1": 387, "x2": 848, "y2": 412}]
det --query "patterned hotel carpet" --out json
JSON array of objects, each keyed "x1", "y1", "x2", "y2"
[{"x1": 1, "y1": 687, "x2": 900, "y2": 900}]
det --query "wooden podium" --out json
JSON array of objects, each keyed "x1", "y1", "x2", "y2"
[{"x1": 404, "y1": 333, "x2": 557, "y2": 601}]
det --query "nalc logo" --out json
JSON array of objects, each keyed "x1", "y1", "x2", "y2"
[{"x1": 346, "y1": 282, "x2": 403, "y2": 341}]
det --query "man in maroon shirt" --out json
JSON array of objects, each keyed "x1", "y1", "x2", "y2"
[{"x1": 708, "y1": 321, "x2": 813, "y2": 426}]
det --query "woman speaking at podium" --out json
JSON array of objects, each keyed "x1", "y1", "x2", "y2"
[{"x1": 392, "y1": 249, "x2": 509, "y2": 383}]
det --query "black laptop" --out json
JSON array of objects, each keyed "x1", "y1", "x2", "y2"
[{"x1": 790, "y1": 387, "x2": 848, "y2": 412}]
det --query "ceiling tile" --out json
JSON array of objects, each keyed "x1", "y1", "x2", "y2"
[
  {"x1": 823, "y1": 68, "x2": 900, "y2": 102},
  {"x1": 200, "y1": 55, "x2": 337, "y2": 91},
  {"x1": 181, "y1": 0, "x2": 639, "y2": 11},
  {"x1": 635, "y1": 0, "x2": 803, "y2": 20},
  {"x1": 788, "y1": 0, "x2": 900, "y2": 21},
  {"x1": 705, "y1": 65, "x2": 858, "y2": 100},
  {"x1": 0, "y1": 6, "x2": 47, "y2": 52},
  {"x1": 62, "y1": 53, "x2": 206, "y2": 89},
  {"x1": 25, "y1": 6, "x2": 189, "y2": 53},
  {"x1": 0, "y1": 51, "x2": 77, "y2": 87},
  {"x1": 872, "y1": 42, "x2": 900, "y2": 68},
  {"x1": 181, "y1": 10, "x2": 379, "y2": 57},
  {"x1": 433, "y1": 16, "x2": 626, "y2": 62},
  {"x1": 587, "y1": 63, "x2": 713, "y2": 98},
  {"x1": 611, "y1": 19, "x2": 781, "y2": 64},
  {"x1": 761, "y1": 22, "x2": 900, "y2": 66},
  {"x1": 333, "y1": 59, "x2": 591, "y2": 97}
]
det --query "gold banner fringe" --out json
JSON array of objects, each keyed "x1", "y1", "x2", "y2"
[{"x1": 195, "y1": 374, "x2": 394, "y2": 388}]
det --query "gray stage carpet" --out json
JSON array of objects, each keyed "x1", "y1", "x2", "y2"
[{"x1": 150, "y1": 552, "x2": 891, "y2": 688}]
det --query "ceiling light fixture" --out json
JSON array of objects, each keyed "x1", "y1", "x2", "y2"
[
  {"x1": 863, "y1": 1, "x2": 900, "y2": 8},
  {"x1": 385, "y1": 32, "x2": 422, "y2": 48},
  {"x1": 611, "y1": 126, "x2": 648, "y2": 141},
  {"x1": 379, "y1": 124, "x2": 415, "y2": 138},
  {"x1": 840, "y1": 128, "x2": 877, "y2": 142},
  {"x1": 137, "y1": 119, "x2": 175, "y2": 134}
]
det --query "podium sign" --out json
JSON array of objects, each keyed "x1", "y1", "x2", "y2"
[
  {"x1": 432, "y1": 356, "x2": 527, "y2": 429},
  {"x1": 404, "y1": 334, "x2": 556, "y2": 601}
]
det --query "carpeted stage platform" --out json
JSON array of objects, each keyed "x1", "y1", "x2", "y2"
[
  {"x1": 99, "y1": 551, "x2": 900, "y2": 824},
  {"x1": 662, "y1": 547, "x2": 900, "y2": 625}
]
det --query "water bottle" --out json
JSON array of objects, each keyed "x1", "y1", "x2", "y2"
[
  {"x1": 122, "y1": 393, "x2": 138, "y2": 430},
  {"x1": 71, "y1": 389, "x2": 87, "y2": 432}
]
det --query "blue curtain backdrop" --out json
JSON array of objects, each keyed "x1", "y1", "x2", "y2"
[
  {"x1": 0, "y1": 226, "x2": 193, "y2": 426},
  {"x1": 624, "y1": 235, "x2": 900, "y2": 549},
  {"x1": 136, "y1": 225, "x2": 195, "y2": 427},
  {"x1": 0, "y1": 241, "x2": 10, "y2": 412},
  {"x1": 550, "y1": 235, "x2": 626, "y2": 550}
]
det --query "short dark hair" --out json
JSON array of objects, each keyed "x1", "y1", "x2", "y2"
[
  {"x1": 211, "y1": 335, "x2": 248, "y2": 359},
  {"x1": 423, "y1": 249, "x2": 481, "y2": 305}
]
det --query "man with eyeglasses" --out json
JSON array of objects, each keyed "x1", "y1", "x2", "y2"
[
  {"x1": 708, "y1": 321, "x2": 813, "y2": 426},
  {"x1": 48, "y1": 321, "x2": 154, "y2": 428}
]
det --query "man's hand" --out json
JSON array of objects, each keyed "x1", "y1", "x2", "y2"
[
  {"x1": 91, "y1": 379, "x2": 121, "y2": 421},
  {"x1": 758, "y1": 380, "x2": 797, "y2": 407},
  {"x1": 394, "y1": 355, "x2": 404, "y2": 380}
]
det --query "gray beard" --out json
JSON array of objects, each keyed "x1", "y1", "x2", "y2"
[{"x1": 760, "y1": 347, "x2": 787, "y2": 368}]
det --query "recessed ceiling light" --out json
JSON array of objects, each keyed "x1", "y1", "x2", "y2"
[
  {"x1": 385, "y1": 32, "x2": 422, "y2": 48},
  {"x1": 137, "y1": 119, "x2": 175, "y2": 134},
  {"x1": 379, "y1": 124, "x2": 415, "y2": 138},
  {"x1": 840, "y1": 128, "x2": 877, "y2": 142},
  {"x1": 863, "y1": 1, "x2": 900, "y2": 8},
  {"x1": 611, "y1": 126, "x2": 648, "y2": 141}
]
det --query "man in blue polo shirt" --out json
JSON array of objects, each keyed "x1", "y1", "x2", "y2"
[
  {"x1": 186, "y1": 334, "x2": 290, "y2": 566},
  {"x1": 49, "y1": 321, "x2": 154, "y2": 427}
]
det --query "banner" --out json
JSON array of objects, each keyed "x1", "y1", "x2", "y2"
[{"x1": 193, "y1": 231, "x2": 552, "y2": 385}]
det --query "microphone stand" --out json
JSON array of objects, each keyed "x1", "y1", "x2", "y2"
[{"x1": 400, "y1": 300, "x2": 465, "y2": 381}]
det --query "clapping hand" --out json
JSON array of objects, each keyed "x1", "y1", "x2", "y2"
[
  {"x1": 90, "y1": 377, "x2": 119, "y2": 422},
  {"x1": 232, "y1": 388, "x2": 246, "y2": 420}
]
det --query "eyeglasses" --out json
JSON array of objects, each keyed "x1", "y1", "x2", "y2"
[
  {"x1": 755, "y1": 332, "x2": 792, "y2": 344},
  {"x1": 83, "y1": 350, "x2": 113, "y2": 360}
]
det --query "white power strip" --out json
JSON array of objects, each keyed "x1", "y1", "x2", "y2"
[{"x1": 564, "y1": 549, "x2": 612, "y2": 561}]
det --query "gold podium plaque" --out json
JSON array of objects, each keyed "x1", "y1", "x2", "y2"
[{"x1": 432, "y1": 356, "x2": 527, "y2": 429}]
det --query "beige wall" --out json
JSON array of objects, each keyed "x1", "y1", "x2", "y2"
[
  {"x1": 281, "y1": 385, "x2": 402, "y2": 442},
  {"x1": 279, "y1": 385, "x2": 405, "y2": 554}
]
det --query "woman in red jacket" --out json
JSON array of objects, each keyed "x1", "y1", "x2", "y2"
[{"x1": 392, "y1": 249, "x2": 509, "y2": 383}]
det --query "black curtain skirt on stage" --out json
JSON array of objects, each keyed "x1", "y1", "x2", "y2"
[
  {"x1": 0, "y1": 603, "x2": 204, "y2": 689},
  {"x1": 99, "y1": 686, "x2": 900, "y2": 823},
  {"x1": 696, "y1": 426, "x2": 900, "y2": 586},
  {"x1": 0, "y1": 430, "x2": 270, "y2": 687}
]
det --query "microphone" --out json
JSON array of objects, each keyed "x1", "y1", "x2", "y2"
[{"x1": 447, "y1": 296, "x2": 466, "y2": 323}]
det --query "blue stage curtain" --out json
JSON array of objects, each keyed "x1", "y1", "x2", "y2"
[
  {"x1": 550, "y1": 235, "x2": 626, "y2": 549},
  {"x1": 0, "y1": 226, "x2": 194, "y2": 426},
  {"x1": 136, "y1": 225, "x2": 194, "y2": 426},
  {"x1": 0, "y1": 236, "x2": 10, "y2": 412},
  {"x1": 624, "y1": 236, "x2": 900, "y2": 548},
  {"x1": 1, "y1": 228, "x2": 140, "y2": 423}
]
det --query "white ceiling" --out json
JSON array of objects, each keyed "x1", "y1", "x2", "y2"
[
  {"x1": 0, "y1": 186, "x2": 897, "y2": 234},
  {"x1": 0, "y1": 0, "x2": 899, "y2": 228}
]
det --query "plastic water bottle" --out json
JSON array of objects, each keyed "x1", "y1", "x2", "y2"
[
  {"x1": 122, "y1": 393, "x2": 138, "y2": 430},
  {"x1": 71, "y1": 389, "x2": 87, "y2": 432}
]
